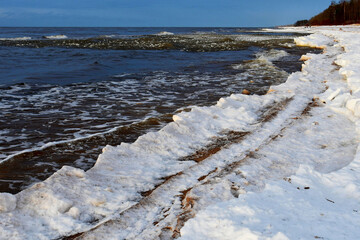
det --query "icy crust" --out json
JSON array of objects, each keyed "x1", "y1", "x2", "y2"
[
  {"x1": 0, "y1": 193, "x2": 16, "y2": 212},
  {"x1": 180, "y1": 26, "x2": 360, "y2": 240},
  {"x1": 294, "y1": 33, "x2": 333, "y2": 49},
  {"x1": 0, "y1": 89, "x2": 282, "y2": 238}
]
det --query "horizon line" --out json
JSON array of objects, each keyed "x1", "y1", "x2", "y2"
[{"x1": 0, "y1": 26, "x2": 280, "y2": 28}]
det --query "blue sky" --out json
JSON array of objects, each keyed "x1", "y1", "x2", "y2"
[{"x1": 0, "y1": 0, "x2": 333, "y2": 27}]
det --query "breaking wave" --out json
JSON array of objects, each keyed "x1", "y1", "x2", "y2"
[
  {"x1": 154, "y1": 31, "x2": 175, "y2": 36},
  {"x1": 0, "y1": 37, "x2": 31, "y2": 41},
  {"x1": 43, "y1": 35, "x2": 68, "y2": 39}
]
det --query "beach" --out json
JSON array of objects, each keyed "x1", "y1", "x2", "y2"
[
  {"x1": 1, "y1": 25, "x2": 360, "y2": 239},
  {"x1": 0, "y1": 27, "x2": 309, "y2": 193}
]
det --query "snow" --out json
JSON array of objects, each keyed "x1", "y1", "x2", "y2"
[
  {"x1": 1, "y1": 25, "x2": 360, "y2": 239},
  {"x1": 181, "y1": 163, "x2": 360, "y2": 240},
  {"x1": 0, "y1": 193, "x2": 16, "y2": 213},
  {"x1": 180, "y1": 25, "x2": 360, "y2": 239},
  {"x1": 294, "y1": 33, "x2": 333, "y2": 49}
]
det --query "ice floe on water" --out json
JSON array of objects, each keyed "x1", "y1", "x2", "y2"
[{"x1": 1, "y1": 26, "x2": 360, "y2": 239}]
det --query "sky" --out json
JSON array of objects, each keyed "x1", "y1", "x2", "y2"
[{"x1": 0, "y1": 0, "x2": 333, "y2": 27}]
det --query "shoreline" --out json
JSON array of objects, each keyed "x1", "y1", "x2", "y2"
[
  {"x1": 1, "y1": 25, "x2": 360, "y2": 239},
  {"x1": 0, "y1": 29, "x2": 313, "y2": 194},
  {"x1": 180, "y1": 25, "x2": 360, "y2": 239}
]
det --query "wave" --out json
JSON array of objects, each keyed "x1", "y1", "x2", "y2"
[
  {"x1": 98, "y1": 34, "x2": 117, "y2": 38},
  {"x1": 43, "y1": 35, "x2": 68, "y2": 40},
  {"x1": 154, "y1": 31, "x2": 174, "y2": 36},
  {"x1": 232, "y1": 49, "x2": 289, "y2": 70},
  {"x1": 0, "y1": 127, "x2": 114, "y2": 165},
  {"x1": 234, "y1": 34, "x2": 293, "y2": 42},
  {"x1": 0, "y1": 34, "x2": 295, "y2": 52},
  {"x1": 0, "y1": 112, "x2": 173, "y2": 165},
  {"x1": 0, "y1": 37, "x2": 31, "y2": 41},
  {"x1": 232, "y1": 49, "x2": 289, "y2": 92},
  {"x1": 192, "y1": 31, "x2": 217, "y2": 35},
  {"x1": 257, "y1": 49, "x2": 289, "y2": 62}
]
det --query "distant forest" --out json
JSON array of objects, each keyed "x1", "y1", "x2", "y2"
[{"x1": 295, "y1": 0, "x2": 360, "y2": 26}]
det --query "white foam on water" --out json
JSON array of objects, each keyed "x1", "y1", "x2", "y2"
[
  {"x1": 43, "y1": 35, "x2": 68, "y2": 40},
  {"x1": 0, "y1": 37, "x2": 32, "y2": 41},
  {"x1": 98, "y1": 34, "x2": 117, "y2": 38},
  {"x1": 234, "y1": 34, "x2": 293, "y2": 42},
  {"x1": 154, "y1": 31, "x2": 174, "y2": 36},
  {"x1": 192, "y1": 31, "x2": 216, "y2": 35},
  {"x1": 233, "y1": 49, "x2": 289, "y2": 70},
  {"x1": 232, "y1": 49, "x2": 289, "y2": 92}
]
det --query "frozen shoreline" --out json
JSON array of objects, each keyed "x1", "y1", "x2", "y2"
[
  {"x1": 1, "y1": 26, "x2": 360, "y2": 239},
  {"x1": 180, "y1": 26, "x2": 360, "y2": 240}
]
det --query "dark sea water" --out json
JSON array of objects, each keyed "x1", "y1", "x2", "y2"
[{"x1": 0, "y1": 27, "x2": 318, "y2": 193}]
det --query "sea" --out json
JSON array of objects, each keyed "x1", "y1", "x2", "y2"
[{"x1": 0, "y1": 27, "x2": 319, "y2": 193}]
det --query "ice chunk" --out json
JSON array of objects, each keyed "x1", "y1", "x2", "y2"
[
  {"x1": 294, "y1": 33, "x2": 333, "y2": 49},
  {"x1": 346, "y1": 98, "x2": 360, "y2": 117}
]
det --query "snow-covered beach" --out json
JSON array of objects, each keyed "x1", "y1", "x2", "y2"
[
  {"x1": 180, "y1": 26, "x2": 360, "y2": 240},
  {"x1": 1, "y1": 26, "x2": 360, "y2": 239}
]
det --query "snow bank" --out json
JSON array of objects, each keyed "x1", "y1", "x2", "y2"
[
  {"x1": 0, "y1": 82, "x2": 272, "y2": 239},
  {"x1": 74, "y1": 33, "x2": 355, "y2": 238},
  {"x1": 180, "y1": 25, "x2": 360, "y2": 240},
  {"x1": 294, "y1": 33, "x2": 333, "y2": 49},
  {"x1": 0, "y1": 193, "x2": 16, "y2": 213}
]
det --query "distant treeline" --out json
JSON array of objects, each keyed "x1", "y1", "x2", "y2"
[{"x1": 295, "y1": 0, "x2": 360, "y2": 26}]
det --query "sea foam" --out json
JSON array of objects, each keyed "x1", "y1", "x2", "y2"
[{"x1": 43, "y1": 35, "x2": 68, "y2": 40}]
